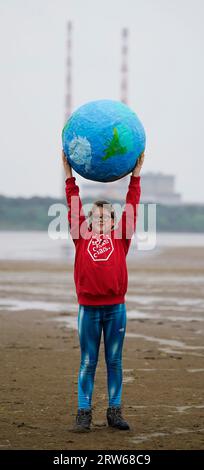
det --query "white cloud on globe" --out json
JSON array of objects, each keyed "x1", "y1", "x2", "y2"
[{"x1": 69, "y1": 135, "x2": 92, "y2": 171}]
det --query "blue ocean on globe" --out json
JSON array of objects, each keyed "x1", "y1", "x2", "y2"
[{"x1": 62, "y1": 99, "x2": 146, "y2": 182}]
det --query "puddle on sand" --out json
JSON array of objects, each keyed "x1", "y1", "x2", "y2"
[
  {"x1": 131, "y1": 431, "x2": 168, "y2": 444},
  {"x1": 128, "y1": 274, "x2": 204, "y2": 284},
  {"x1": 127, "y1": 310, "x2": 204, "y2": 322},
  {"x1": 173, "y1": 405, "x2": 204, "y2": 413},
  {"x1": 0, "y1": 283, "x2": 75, "y2": 298},
  {"x1": 0, "y1": 299, "x2": 77, "y2": 313},
  {"x1": 159, "y1": 347, "x2": 204, "y2": 358},
  {"x1": 126, "y1": 333, "x2": 204, "y2": 350},
  {"x1": 122, "y1": 369, "x2": 134, "y2": 384},
  {"x1": 123, "y1": 376, "x2": 134, "y2": 384},
  {"x1": 129, "y1": 404, "x2": 204, "y2": 411},
  {"x1": 126, "y1": 294, "x2": 204, "y2": 310},
  {"x1": 132, "y1": 368, "x2": 204, "y2": 374},
  {"x1": 130, "y1": 427, "x2": 204, "y2": 445},
  {"x1": 126, "y1": 333, "x2": 204, "y2": 358},
  {"x1": 50, "y1": 316, "x2": 77, "y2": 330}
]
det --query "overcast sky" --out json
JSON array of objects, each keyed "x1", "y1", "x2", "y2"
[{"x1": 0, "y1": 0, "x2": 204, "y2": 202}]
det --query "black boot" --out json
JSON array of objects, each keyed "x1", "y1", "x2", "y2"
[
  {"x1": 73, "y1": 408, "x2": 92, "y2": 432},
  {"x1": 107, "y1": 405, "x2": 130, "y2": 430}
]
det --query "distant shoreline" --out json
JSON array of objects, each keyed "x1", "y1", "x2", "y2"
[{"x1": 0, "y1": 194, "x2": 204, "y2": 232}]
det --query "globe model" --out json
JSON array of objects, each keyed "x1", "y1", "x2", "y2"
[{"x1": 62, "y1": 99, "x2": 146, "y2": 182}]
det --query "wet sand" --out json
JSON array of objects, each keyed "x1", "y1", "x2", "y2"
[{"x1": 0, "y1": 247, "x2": 204, "y2": 450}]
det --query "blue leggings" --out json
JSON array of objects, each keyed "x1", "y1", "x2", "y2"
[{"x1": 77, "y1": 303, "x2": 127, "y2": 410}]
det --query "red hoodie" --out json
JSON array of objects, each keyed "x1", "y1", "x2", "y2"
[{"x1": 65, "y1": 175, "x2": 141, "y2": 305}]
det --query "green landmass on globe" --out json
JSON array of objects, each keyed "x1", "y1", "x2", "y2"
[{"x1": 102, "y1": 128, "x2": 127, "y2": 161}]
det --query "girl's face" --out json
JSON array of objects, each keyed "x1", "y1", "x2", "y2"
[{"x1": 91, "y1": 206, "x2": 114, "y2": 234}]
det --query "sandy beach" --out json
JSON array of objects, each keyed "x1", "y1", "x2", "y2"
[{"x1": 0, "y1": 246, "x2": 204, "y2": 450}]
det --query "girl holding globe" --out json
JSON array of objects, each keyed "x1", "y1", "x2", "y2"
[{"x1": 62, "y1": 149, "x2": 144, "y2": 432}]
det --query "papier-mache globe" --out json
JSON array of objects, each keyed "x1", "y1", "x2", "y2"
[{"x1": 62, "y1": 99, "x2": 146, "y2": 182}]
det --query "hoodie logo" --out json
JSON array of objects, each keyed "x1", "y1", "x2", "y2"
[{"x1": 87, "y1": 234, "x2": 114, "y2": 261}]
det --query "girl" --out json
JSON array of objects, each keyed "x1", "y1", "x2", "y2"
[{"x1": 62, "y1": 150, "x2": 144, "y2": 432}]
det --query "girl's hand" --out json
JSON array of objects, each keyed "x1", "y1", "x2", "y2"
[
  {"x1": 132, "y1": 151, "x2": 145, "y2": 177},
  {"x1": 62, "y1": 149, "x2": 73, "y2": 178}
]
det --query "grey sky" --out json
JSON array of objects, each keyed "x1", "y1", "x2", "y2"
[{"x1": 0, "y1": 0, "x2": 203, "y2": 202}]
